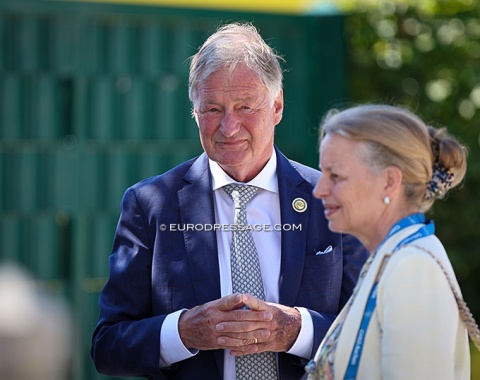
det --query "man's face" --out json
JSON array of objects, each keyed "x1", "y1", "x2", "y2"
[{"x1": 193, "y1": 64, "x2": 283, "y2": 182}]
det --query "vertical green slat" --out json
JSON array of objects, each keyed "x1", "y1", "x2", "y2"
[
  {"x1": 131, "y1": 78, "x2": 146, "y2": 139},
  {"x1": 139, "y1": 151, "x2": 161, "y2": 180},
  {"x1": 21, "y1": 216, "x2": 32, "y2": 268},
  {"x1": 179, "y1": 88, "x2": 197, "y2": 140},
  {"x1": 97, "y1": 19, "x2": 109, "y2": 74},
  {"x1": 83, "y1": 18, "x2": 100, "y2": 74},
  {"x1": 88, "y1": 214, "x2": 115, "y2": 279},
  {"x1": 121, "y1": 78, "x2": 146, "y2": 140},
  {"x1": 20, "y1": 15, "x2": 37, "y2": 72},
  {"x1": 36, "y1": 75, "x2": 57, "y2": 139},
  {"x1": 111, "y1": 20, "x2": 129, "y2": 74},
  {"x1": 173, "y1": 22, "x2": 194, "y2": 76},
  {"x1": 154, "y1": 77, "x2": 177, "y2": 140},
  {"x1": 88, "y1": 77, "x2": 113, "y2": 139},
  {"x1": 115, "y1": 74, "x2": 132, "y2": 139},
  {"x1": 37, "y1": 15, "x2": 51, "y2": 71},
  {"x1": 96, "y1": 150, "x2": 108, "y2": 211},
  {"x1": 0, "y1": 216, "x2": 21, "y2": 262},
  {"x1": 170, "y1": 24, "x2": 193, "y2": 141},
  {"x1": 0, "y1": 151, "x2": 16, "y2": 211},
  {"x1": 20, "y1": 75, "x2": 33, "y2": 138},
  {"x1": 32, "y1": 215, "x2": 58, "y2": 280},
  {"x1": 140, "y1": 80, "x2": 154, "y2": 139},
  {"x1": 107, "y1": 150, "x2": 135, "y2": 210},
  {"x1": 83, "y1": 150, "x2": 98, "y2": 210},
  {"x1": 0, "y1": 16, "x2": 5, "y2": 72},
  {"x1": 52, "y1": 148, "x2": 77, "y2": 210},
  {"x1": 128, "y1": 23, "x2": 141, "y2": 74},
  {"x1": 171, "y1": 142, "x2": 200, "y2": 168},
  {"x1": 19, "y1": 149, "x2": 37, "y2": 212},
  {"x1": 141, "y1": 22, "x2": 160, "y2": 77},
  {"x1": 3, "y1": 13, "x2": 20, "y2": 71},
  {"x1": 58, "y1": 78, "x2": 75, "y2": 137},
  {"x1": 36, "y1": 149, "x2": 48, "y2": 211},
  {"x1": 53, "y1": 17, "x2": 75, "y2": 74},
  {"x1": 0, "y1": 151, "x2": 4, "y2": 210},
  {"x1": 0, "y1": 74, "x2": 21, "y2": 139},
  {"x1": 94, "y1": 149, "x2": 107, "y2": 211}
]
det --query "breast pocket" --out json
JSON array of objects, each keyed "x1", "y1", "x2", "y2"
[{"x1": 297, "y1": 246, "x2": 343, "y2": 313}]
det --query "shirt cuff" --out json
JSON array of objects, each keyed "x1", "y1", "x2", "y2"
[
  {"x1": 286, "y1": 307, "x2": 313, "y2": 359},
  {"x1": 160, "y1": 309, "x2": 199, "y2": 367}
]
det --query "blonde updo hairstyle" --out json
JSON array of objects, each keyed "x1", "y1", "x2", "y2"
[{"x1": 320, "y1": 104, "x2": 467, "y2": 212}]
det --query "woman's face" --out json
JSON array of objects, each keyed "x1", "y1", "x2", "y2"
[{"x1": 313, "y1": 133, "x2": 387, "y2": 244}]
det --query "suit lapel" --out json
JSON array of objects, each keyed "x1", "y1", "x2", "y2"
[
  {"x1": 178, "y1": 153, "x2": 221, "y2": 306},
  {"x1": 178, "y1": 154, "x2": 224, "y2": 376},
  {"x1": 276, "y1": 148, "x2": 312, "y2": 306}
]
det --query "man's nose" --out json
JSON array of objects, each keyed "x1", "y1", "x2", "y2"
[{"x1": 219, "y1": 111, "x2": 241, "y2": 137}]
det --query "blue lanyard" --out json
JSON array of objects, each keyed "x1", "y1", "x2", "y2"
[{"x1": 344, "y1": 213, "x2": 435, "y2": 380}]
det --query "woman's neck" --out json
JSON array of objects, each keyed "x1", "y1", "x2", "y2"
[{"x1": 363, "y1": 208, "x2": 421, "y2": 253}]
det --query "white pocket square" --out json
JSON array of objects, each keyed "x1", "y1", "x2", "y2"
[{"x1": 316, "y1": 245, "x2": 333, "y2": 255}]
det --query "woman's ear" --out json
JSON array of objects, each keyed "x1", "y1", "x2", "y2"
[{"x1": 384, "y1": 166, "x2": 403, "y2": 198}]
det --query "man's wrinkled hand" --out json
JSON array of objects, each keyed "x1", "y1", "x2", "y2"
[
  {"x1": 178, "y1": 293, "x2": 270, "y2": 351},
  {"x1": 214, "y1": 294, "x2": 302, "y2": 356}
]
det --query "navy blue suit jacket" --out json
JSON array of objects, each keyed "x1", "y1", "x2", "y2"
[{"x1": 91, "y1": 146, "x2": 368, "y2": 379}]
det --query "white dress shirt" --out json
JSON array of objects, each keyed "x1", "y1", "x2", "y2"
[{"x1": 160, "y1": 151, "x2": 313, "y2": 379}]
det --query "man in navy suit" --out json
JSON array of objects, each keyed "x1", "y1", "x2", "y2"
[{"x1": 91, "y1": 22, "x2": 368, "y2": 380}]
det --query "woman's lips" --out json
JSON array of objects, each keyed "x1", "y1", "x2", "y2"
[{"x1": 323, "y1": 204, "x2": 339, "y2": 218}]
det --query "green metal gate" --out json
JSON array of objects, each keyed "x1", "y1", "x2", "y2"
[{"x1": 0, "y1": 1, "x2": 346, "y2": 378}]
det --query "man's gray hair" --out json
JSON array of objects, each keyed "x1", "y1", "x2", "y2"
[{"x1": 188, "y1": 22, "x2": 284, "y2": 105}]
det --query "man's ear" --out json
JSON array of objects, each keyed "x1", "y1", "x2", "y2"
[
  {"x1": 273, "y1": 90, "x2": 284, "y2": 126},
  {"x1": 192, "y1": 108, "x2": 199, "y2": 126}
]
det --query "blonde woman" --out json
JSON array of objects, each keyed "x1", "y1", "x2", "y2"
[{"x1": 307, "y1": 104, "x2": 479, "y2": 379}]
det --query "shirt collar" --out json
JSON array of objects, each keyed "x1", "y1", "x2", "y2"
[{"x1": 209, "y1": 150, "x2": 278, "y2": 194}]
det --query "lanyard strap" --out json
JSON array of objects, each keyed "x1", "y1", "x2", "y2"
[{"x1": 344, "y1": 214, "x2": 434, "y2": 380}]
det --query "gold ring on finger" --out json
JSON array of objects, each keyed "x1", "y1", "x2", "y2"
[{"x1": 253, "y1": 338, "x2": 258, "y2": 344}]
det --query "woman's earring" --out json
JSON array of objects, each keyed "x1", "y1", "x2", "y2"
[{"x1": 383, "y1": 196, "x2": 391, "y2": 205}]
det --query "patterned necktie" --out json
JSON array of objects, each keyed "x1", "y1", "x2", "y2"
[{"x1": 223, "y1": 184, "x2": 278, "y2": 380}]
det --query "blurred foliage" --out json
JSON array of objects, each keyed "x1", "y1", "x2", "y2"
[
  {"x1": 473, "y1": 343, "x2": 480, "y2": 377},
  {"x1": 341, "y1": 0, "x2": 480, "y2": 368}
]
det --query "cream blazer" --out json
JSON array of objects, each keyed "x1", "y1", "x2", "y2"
[{"x1": 311, "y1": 223, "x2": 470, "y2": 379}]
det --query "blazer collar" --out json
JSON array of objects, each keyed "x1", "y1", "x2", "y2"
[
  {"x1": 181, "y1": 153, "x2": 224, "y2": 380},
  {"x1": 179, "y1": 153, "x2": 221, "y2": 305}
]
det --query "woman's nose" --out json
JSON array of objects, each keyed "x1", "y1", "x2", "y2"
[{"x1": 313, "y1": 175, "x2": 329, "y2": 199}]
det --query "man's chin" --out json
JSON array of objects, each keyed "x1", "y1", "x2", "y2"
[{"x1": 213, "y1": 153, "x2": 249, "y2": 168}]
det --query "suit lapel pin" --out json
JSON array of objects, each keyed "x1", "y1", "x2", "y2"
[{"x1": 292, "y1": 198, "x2": 307, "y2": 213}]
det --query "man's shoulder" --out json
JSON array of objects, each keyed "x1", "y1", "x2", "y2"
[
  {"x1": 275, "y1": 146, "x2": 320, "y2": 184},
  {"x1": 288, "y1": 159, "x2": 320, "y2": 177},
  {"x1": 283, "y1": 157, "x2": 321, "y2": 186}
]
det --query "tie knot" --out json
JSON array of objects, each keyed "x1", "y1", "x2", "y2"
[{"x1": 223, "y1": 184, "x2": 260, "y2": 208}]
